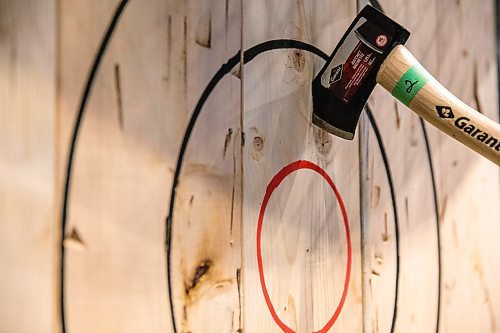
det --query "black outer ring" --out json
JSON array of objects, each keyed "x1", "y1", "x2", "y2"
[{"x1": 59, "y1": 2, "x2": 441, "y2": 332}]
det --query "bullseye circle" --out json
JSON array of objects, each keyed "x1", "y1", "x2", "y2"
[{"x1": 256, "y1": 160, "x2": 352, "y2": 333}]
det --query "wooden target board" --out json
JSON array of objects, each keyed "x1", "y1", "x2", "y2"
[{"x1": 0, "y1": 0, "x2": 499, "y2": 333}]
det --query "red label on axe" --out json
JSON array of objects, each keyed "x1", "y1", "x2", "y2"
[
  {"x1": 328, "y1": 41, "x2": 378, "y2": 103},
  {"x1": 321, "y1": 19, "x2": 389, "y2": 104}
]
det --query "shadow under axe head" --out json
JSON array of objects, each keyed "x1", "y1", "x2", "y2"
[{"x1": 312, "y1": 5, "x2": 410, "y2": 139}]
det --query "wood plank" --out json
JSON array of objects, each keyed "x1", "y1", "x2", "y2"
[
  {"x1": 361, "y1": 0, "x2": 500, "y2": 332},
  {"x1": 57, "y1": 1, "x2": 172, "y2": 331},
  {"x1": 1, "y1": 1, "x2": 498, "y2": 332},
  {"x1": 434, "y1": 0, "x2": 500, "y2": 332},
  {"x1": 57, "y1": 0, "x2": 243, "y2": 332},
  {"x1": 241, "y1": 1, "x2": 364, "y2": 332},
  {"x1": 169, "y1": 0, "x2": 244, "y2": 332},
  {"x1": 0, "y1": 1, "x2": 56, "y2": 332},
  {"x1": 361, "y1": 0, "x2": 442, "y2": 329}
]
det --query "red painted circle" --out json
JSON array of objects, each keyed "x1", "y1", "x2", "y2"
[
  {"x1": 376, "y1": 34, "x2": 388, "y2": 47},
  {"x1": 256, "y1": 160, "x2": 352, "y2": 333}
]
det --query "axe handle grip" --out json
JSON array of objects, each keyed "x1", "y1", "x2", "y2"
[{"x1": 376, "y1": 45, "x2": 500, "y2": 165}]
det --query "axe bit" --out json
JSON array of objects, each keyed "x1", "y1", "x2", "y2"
[{"x1": 312, "y1": 5, "x2": 500, "y2": 165}]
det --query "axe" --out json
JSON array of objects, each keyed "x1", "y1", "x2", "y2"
[{"x1": 312, "y1": 5, "x2": 500, "y2": 165}]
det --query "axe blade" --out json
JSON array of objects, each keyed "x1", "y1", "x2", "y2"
[{"x1": 312, "y1": 5, "x2": 409, "y2": 139}]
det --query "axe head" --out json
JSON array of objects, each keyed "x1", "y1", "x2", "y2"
[{"x1": 312, "y1": 5, "x2": 410, "y2": 139}]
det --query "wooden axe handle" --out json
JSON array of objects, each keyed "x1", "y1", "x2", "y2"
[{"x1": 376, "y1": 45, "x2": 500, "y2": 165}]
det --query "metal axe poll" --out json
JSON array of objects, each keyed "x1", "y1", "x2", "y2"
[{"x1": 312, "y1": 5, "x2": 500, "y2": 165}]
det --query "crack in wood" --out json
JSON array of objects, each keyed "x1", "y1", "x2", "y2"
[
  {"x1": 236, "y1": 268, "x2": 242, "y2": 332},
  {"x1": 229, "y1": 132, "x2": 237, "y2": 239},
  {"x1": 223, "y1": 128, "x2": 233, "y2": 159},
  {"x1": 113, "y1": 63, "x2": 124, "y2": 130},
  {"x1": 473, "y1": 61, "x2": 483, "y2": 114},
  {"x1": 372, "y1": 185, "x2": 381, "y2": 208},
  {"x1": 394, "y1": 100, "x2": 401, "y2": 129}
]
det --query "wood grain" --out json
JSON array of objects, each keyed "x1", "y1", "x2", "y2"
[
  {"x1": 0, "y1": 0, "x2": 498, "y2": 332},
  {"x1": 0, "y1": 1, "x2": 56, "y2": 332},
  {"x1": 362, "y1": 1, "x2": 500, "y2": 332},
  {"x1": 241, "y1": 1, "x2": 362, "y2": 332}
]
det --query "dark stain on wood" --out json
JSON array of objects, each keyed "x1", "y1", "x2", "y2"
[
  {"x1": 410, "y1": 120, "x2": 418, "y2": 147},
  {"x1": 225, "y1": 0, "x2": 229, "y2": 34},
  {"x1": 313, "y1": 127, "x2": 332, "y2": 155},
  {"x1": 440, "y1": 195, "x2": 448, "y2": 221},
  {"x1": 473, "y1": 61, "x2": 483, "y2": 114},
  {"x1": 372, "y1": 185, "x2": 381, "y2": 208},
  {"x1": 113, "y1": 63, "x2": 124, "y2": 130},
  {"x1": 382, "y1": 213, "x2": 389, "y2": 242},
  {"x1": 251, "y1": 135, "x2": 264, "y2": 161},
  {"x1": 236, "y1": 268, "x2": 242, "y2": 332},
  {"x1": 292, "y1": 49, "x2": 305, "y2": 72},
  {"x1": 68, "y1": 228, "x2": 84, "y2": 244},
  {"x1": 223, "y1": 128, "x2": 233, "y2": 158},
  {"x1": 182, "y1": 305, "x2": 188, "y2": 321},
  {"x1": 185, "y1": 260, "x2": 213, "y2": 295},
  {"x1": 63, "y1": 227, "x2": 86, "y2": 250},
  {"x1": 253, "y1": 136, "x2": 264, "y2": 152},
  {"x1": 394, "y1": 100, "x2": 401, "y2": 129},
  {"x1": 195, "y1": 11, "x2": 211, "y2": 48}
]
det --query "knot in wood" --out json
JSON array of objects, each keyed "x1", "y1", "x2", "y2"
[{"x1": 253, "y1": 136, "x2": 264, "y2": 152}]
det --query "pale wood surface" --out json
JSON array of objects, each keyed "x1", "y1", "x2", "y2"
[
  {"x1": 241, "y1": 1, "x2": 362, "y2": 332},
  {"x1": 0, "y1": 0, "x2": 498, "y2": 333},
  {"x1": 168, "y1": 0, "x2": 244, "y2": 332},
  {"x1": 57, "y1": 1, "x2": 172, "y2": 331},
  {"x1": 363, "y1": 1, "x2": 500, "y2": 332},
  {"x1": 433, "y1": 1, "x2": 500, "y2": 332},
  {"x1": 0, "y1": 1, "x2": 56, "y2": 332}
]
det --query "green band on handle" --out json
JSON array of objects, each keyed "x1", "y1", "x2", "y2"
[{"x1": 391, "y1": 65, "x2": 430, "y2": 106}]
